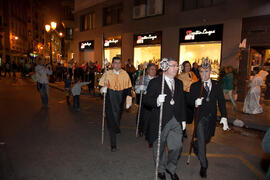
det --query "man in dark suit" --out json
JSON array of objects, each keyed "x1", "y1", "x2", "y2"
[
  {"x1": 189, "y1": 61, "x2": 229, "y2": 178},
  {"x1": 143, "y1": 58, "x2": 186, "y2": 180}
]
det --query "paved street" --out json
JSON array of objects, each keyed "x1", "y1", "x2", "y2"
[{"x1": 0, "y1": 77, "x2": 269, "y2": 180}]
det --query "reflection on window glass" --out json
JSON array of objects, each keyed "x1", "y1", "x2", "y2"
[
  {"x1": 105, "y1": 48, "x2": 121, "y2": 63},
  {"x1": 134, "y1": 45, "x2": 161, "y2": 68},
  {"x1": 179, "y1": 43, "x2": 221, "y2": 79}
]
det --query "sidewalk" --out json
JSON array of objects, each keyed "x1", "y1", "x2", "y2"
[
  {"x1": 48, "y1": 81, "x2": 270, "y2": 132},
  {"x1": 224, "y1": 100, "x2": 270, "y2": 132}
]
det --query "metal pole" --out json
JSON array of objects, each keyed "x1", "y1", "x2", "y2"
[
  {"x1": 101, "y1": 33, "x2": 106, "y2": 145},
  {"x1": 136, "y1": 65, "x2": 146, "y2": 137},
  {"x1": 101, "y1": 64, "x2": 107, "y2": 144}
]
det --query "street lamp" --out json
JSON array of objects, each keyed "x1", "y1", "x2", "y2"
[{"x1": 45, "y1": 22, "x2": 58, "y2": 65}]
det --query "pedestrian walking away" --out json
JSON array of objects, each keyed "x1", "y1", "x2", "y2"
[
  {"x1": 99, "y1": 56, "x2": 132, "y2": 152},
  {"x1": 143, "y1": 58, "x2": 186, "y2": 180},
  {"x1": 188, "y1": 58, "x2": 229, "y2": 178}
]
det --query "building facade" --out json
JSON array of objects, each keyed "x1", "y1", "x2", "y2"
[
  {"x1": 73, "y1": 0, "x2": 270, "y2": 100},
  {"x1": 0, "y1": 0, "x2": 44, "y2": 65}
]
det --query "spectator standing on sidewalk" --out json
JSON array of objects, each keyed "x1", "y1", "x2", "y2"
[
  {"x1": 12, "y1": 61, "x2": 17, "y2": 80},
  {"x1": 71, "y1": 79, "x2": 89, "y2": 111},
  {"x1": 125, "y1": 58, "x2": 136, "y2": 85},
  {"x1": 4, "y1": 61, "x2": 11, "y2": 78},
  {"x1": 35, "y1": 59, "x2": 52, "y2": 108},
  {"x1": 87, "y1": 62, "x2": 96, "y2": 96},
  {"x1": 192, "y1": 62, "x2": 200, "y2": 79},
  {"x1": 64, "y1": 73, "x2": 72, "y2": 105},
  {"x1": 223, "y1": 66, "x2": 236, "y2": 110}
]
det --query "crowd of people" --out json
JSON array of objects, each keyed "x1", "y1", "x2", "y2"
[{"x1": 4, "y1": 55, "x2": 269, "y2": 179}]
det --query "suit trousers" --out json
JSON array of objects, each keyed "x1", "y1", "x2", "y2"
[
  {"x1": 153, "y1": 117, "x2": 183, "y2": 174},
  {"x1": 194, "y1": 117, "x2": 212, "y2": 169}
]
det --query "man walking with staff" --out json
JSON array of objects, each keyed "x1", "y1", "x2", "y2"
[
  {"x1": 188, "y1": 59, "x2": 229, "y2": 178},
  {"x1": 143, "y1": 58, "x2": 186, "y2": 180},
  {"x1": 99, "y1": 56, "x2": 132, "y2": 152}
]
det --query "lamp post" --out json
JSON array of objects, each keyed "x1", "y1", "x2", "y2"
[{"x1": 45, "y1": 22, "x2": 57, "y2": 65}]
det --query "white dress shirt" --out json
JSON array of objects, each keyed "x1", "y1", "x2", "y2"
[{"x1": 204, "y1": 79, "x2": 212, "y2": 92}]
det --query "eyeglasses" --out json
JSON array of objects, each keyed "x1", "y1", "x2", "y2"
[{"x1": 168, "y1": 65, "x2": 179, "y2": 68}]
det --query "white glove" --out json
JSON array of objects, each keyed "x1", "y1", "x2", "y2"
[
  {"x1": 100, "y1": 86, "x2": 107, "y2": 94},
  {"x1": 182, "y1": 121, "x2": 186, "y2": 130},
  {"x1": 195, "y1": 97, "x2": 204, "y2": 108},
  {"x1": 126, "y1": 96, "x2": 132, "y2": 109},
  {"x1": 220, "y1": 117, "x2": 229, "y2": 131},
  {"x1": 139, "y1": 85, "x2": 145, "y2": 91},
  {"x1": 157, "y1": 94, "x2": 167, "y2": 107}
]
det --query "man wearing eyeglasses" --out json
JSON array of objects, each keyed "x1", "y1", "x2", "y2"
[
  {"x1": 99, "y1": 56, "x2": 132, "y2": 152},
  {"x1": 143, "y1": 58, "x2": 186, "y2": 180}
]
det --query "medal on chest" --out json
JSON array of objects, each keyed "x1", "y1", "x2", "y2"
[{"x1": 170, "y1": 99, "x2": 175, "y2": 105}]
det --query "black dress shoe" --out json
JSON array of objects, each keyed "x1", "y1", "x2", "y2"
[
  {"x1": 111, "y1": 146, "x2": 117, "y2": 152},
  {"x1": 158, "y1": 172, "x2": 166, "y2": 180},
  {"x1": 166, "y1": 169, "x2": 179, "y2": 180},
  {"x1": 200, "y1": 167, "x2": 207, "y2": 178}
]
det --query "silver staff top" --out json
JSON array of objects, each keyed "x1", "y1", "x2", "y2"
[
  {"x1": 160, "y1": 58, "x2": 169, "y2": 71},
  {"x1": 201, "y1": 57, "x2": 211, "y2": 69}
]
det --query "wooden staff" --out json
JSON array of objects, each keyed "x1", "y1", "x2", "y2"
[{"x1": 186, "y1": 82, "x2": 204, "y2": 165}]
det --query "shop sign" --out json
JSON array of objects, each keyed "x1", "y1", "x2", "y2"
[
  {"x1": 79, "y1": 40, "x2": 94, "y2": 51},
  {"x1": 104, "y1": 37, "x2": 121, "y2": 48},
  {"x1": 134, "y1": 31, "x2": 162, "y2": 46},
  {"x1": 180, "y1": 24, "x2": 223, "y2": 43}
]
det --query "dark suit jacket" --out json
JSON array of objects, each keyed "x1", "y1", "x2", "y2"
[
  {"x1": 143, "y1": 75, "x2": 186, "y2": 144},
  {"x1": 189, "y1": 80, "x2": 227, "y2": 138}
]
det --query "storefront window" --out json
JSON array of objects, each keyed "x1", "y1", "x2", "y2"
[
  {"x1": 105, "y1": 48, "x2": 121, "y2": 63},
  {"x1": 179, "y1": 42, "x2": 221, "y2": 79},
  {"x1": 103, "y1": 36, "x2": 122, "y2": 64},
  {"x1": 134, "y1": 45, "x2": 161, "y2": 68}
]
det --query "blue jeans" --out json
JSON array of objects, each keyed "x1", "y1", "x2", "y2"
[
  {"x1": 40, "y1": 84, "x2": 49, "y2": 107},
  {"x1": 223, "y1": 89, "x2": 236, "y2": 108},
  {"x1": 73, "y1": 95, "x2": 80, "y2": 109}
]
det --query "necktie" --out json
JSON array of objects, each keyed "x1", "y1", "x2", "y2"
[
  {"x1": 170, "y1": 79, "x2": 174, "y2": 93},
  {"x1": 204, "y1": 82, "x2": 209, "y2": 93}
]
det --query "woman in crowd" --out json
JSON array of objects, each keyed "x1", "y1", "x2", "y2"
[
  {"x1": 223, "y1": 66, "x2": 236, "y2": 110},
  {"x1": 178, "y1": 61, "x2": 198, "y2": 136}
]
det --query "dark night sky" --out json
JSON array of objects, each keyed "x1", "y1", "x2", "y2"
[{"x1": 40, "y1": 0, "x2": 63, "y2": 23}]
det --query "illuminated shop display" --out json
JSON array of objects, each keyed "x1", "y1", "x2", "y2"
[
  {"x1": 133, "y1": 31, "x2": 161, "y2": 68},
  {"x1": 104, "y1": 36, "x2": 122, "y2": 63},
  {"x1": 179, "y1": 24, "x2": 223, "y2": 79}
]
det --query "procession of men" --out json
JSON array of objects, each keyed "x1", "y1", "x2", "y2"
[{"x1": 97, "y1": 56, "x2": 230, "y2": 180}]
